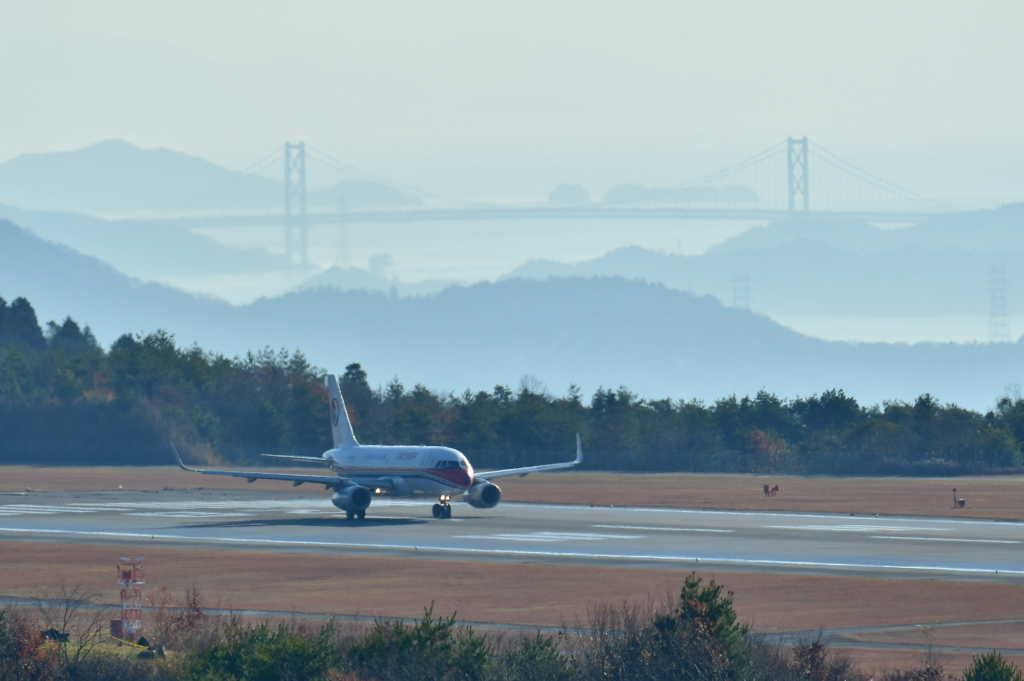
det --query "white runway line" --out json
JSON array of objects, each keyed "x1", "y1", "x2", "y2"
[
  {"x1": 456, "y1": 532, "x2": 643, "y2": 542},
  {"x1": 873, "y1": 536, "x2": 1020, "y2": 544},
  {"x1": 766, "y1": 524, "x2": 945, "y2": 533},
  {"x1": 0, "y1": 505, "x2": 130, "y2": 515},
  {"x1": 594, "y1": 524, "x2": 733, "y2": 533},
  {"x1": 1, "y1": 499, "x2": 331, "y2": 516},
  {"x1": 125, "y1": 511, "x2": 253, "y2": 518}
]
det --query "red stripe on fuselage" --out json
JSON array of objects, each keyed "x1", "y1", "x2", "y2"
[{"x1": 328, "y1": 464, "x2": 473, "y2": 490}]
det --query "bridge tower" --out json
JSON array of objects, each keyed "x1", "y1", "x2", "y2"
[
  {"x1": 787, "y1": 136, "x2": 809, "y2": 212},
  {"x1": 284, "y1": 142, "x2": 308, "y2": 265}
]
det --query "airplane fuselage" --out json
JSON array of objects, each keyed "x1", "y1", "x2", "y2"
[{"x1": 324, "y1": 444, "x2": 474, "y2": 498}]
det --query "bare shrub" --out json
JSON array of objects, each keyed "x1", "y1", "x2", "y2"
[
  {"x1": 32, "y1": 581, "x2": 112, "y2": 677},
  {"x1": 791, "y1": 636, "x2": 864, "y2": 681},
  {"x1": 563, "y1": 598, "x2": 663, "y2": 681},
  {"x1": 146, "y1": 585, "x2": 215, "y2": 652}
]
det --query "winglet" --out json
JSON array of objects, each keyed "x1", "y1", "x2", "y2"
[
  {"x1": 171, "y1": 442, "x2": 199, "y2": 472},
  {"x1": 575, "y1": 433, "x2": 583, "y2": 465}
]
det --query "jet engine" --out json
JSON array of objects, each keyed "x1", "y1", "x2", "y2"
[
  {"x1": 332, "y1": 485, "x2": 372, "y2": 512},
  {"x1": 464, "y1": 481, "x2": 501, "y2": 509}
]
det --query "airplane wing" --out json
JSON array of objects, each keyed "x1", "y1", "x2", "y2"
[
  {"x1": 172, "y1": 443, "x2": 342, "y2": 489},
  {"x1": 260, "y1": 453, "x2": 327, "y2": 463},
  {"x1": 475, "y1": 434, "x2": 583, "y2": 481}
]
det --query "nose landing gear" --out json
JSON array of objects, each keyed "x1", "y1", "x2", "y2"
[{"x1": 432, "y1": 494, "x2": 452, "y2": 519}]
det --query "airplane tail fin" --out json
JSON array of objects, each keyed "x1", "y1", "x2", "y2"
[{"x1": 326, "y1": 374, "x2": 359, "y2": 449}]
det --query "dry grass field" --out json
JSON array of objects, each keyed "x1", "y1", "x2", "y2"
[
  {"x1": 2, "y1": 465, "x2": 1023, "y2": 674},
  {"x1": 2, "y1": 465, "x2": 1023, "y2": 519},
  {"x1": 1, "y1": 540, "x2": 1021, "y2": 675}
]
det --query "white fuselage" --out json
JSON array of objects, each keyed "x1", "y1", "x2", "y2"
[{"x1": 323, "y1": 444, "x2": 475, "y2": 498}]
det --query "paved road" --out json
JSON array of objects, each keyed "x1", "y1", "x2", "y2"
[{"x1": 0, "y1": 489, "x2": 1021, "y2": 582}]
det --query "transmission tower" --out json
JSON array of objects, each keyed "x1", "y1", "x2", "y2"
[
  {"x1": 111, "y1": 557, "x2": 145, "y2": 640},
  {"x1": 787, "y1": 136, "x2": 809, "y2": 212},
  {"x1": 284, "y1": 142, "x2": 308, "y2": 266},
  {"x1": 731, "y1": 272, "x2": 750, "y2": 310},
  {"x1": 989, "y1": 265, "x2": 1010, "y2": 343}
]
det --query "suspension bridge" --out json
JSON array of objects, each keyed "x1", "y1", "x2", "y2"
[{"x1": 142, "y1": 137, "x2": 954, "y2": 265}]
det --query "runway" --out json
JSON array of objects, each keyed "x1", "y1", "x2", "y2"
[{"x1": 1, "y1": 489, "x2": 1021, "y2": 582}]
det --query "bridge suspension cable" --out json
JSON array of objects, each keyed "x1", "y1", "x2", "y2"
[
  {"x1": 305, "y1": 144, "x2": 424, "y2": 198},
  {"x1": 146, "y1": 146, "x2": 283, "y2": 218},
  {"x1": 677, "y1": 141, "x2": 787, "y2": 190},
  {"x1": 305, "y1": 145, "x2": 366, "y2": 179},
  {"x1": 808, "y1": 142, "x2": 952, "y2": 213}
]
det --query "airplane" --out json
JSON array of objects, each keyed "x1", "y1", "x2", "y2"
[{"x1": 174, "y1": 374, "x2": 582, "y2": 520}]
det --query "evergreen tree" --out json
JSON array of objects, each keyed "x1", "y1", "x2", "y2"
[
  {"x1": 962, "y1": 652, "x2": 1023, "y2": 681},
  {"x1": 0, "y1": 297, "x2": 45, "y2": 350}
]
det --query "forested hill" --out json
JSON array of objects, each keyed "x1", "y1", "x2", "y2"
[
  {"x1": 241, "y1": 279, "x2": 1023, "y2": 409},
  {"x1": 3, "y1": 216, "x2": 1022, "y2": 410},
  {"x1": 2, "y1": 294, "x2": 1023, "y2": 475}
]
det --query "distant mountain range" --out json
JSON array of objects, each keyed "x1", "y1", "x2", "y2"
[
  {"x1": 2, "y1": 218, "x2": 1020, "y2": 411},
  {"x1": 0, "y1": 140, "x2": 419, "y2": 215},
  {"x1": 0, "y1": 140, "x2": 279, "y2": 214},
  {"x1": 297, "y1": 267, "x2": 455, "y2": 298},
  {"x1": 710, "y1": 204, "x2": 1024, "y2": 254},
  {"x1": 504, "y1": 209, "x2": 1024, "y2": 319},
  {"x1": 0, "y1": 203, "x2": 289, "y2": 281},
  {"x1": 0, "y1": 219, "x2": 230, "y2": 344},
  {"x1": 505, "y1": 241, "x2": 1022, "y2": 318}
]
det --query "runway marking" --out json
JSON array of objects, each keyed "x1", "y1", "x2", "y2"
[
  {"x1": 766, "y1": 524, "x2": 943, "y2": 533},
  {"x1": 456, "y1": 532, "x2": 642, "y2": 542},
  {"x1": 114, "y1": 501, "x2": 326, "y2": 510},
  {"x1": 0, "y1": 526, "x2": 1020, "y2": 577},
  {"x1": 873, "y1": 536, "x2": 1020, "y2": 544},
  {"x1": 593, "y1": 525, "x2": 733, "y2": 533},
  {"x1": 125, "y1": 511, "x2": 253, "y2": 518},
  {"x1": 593, "y1": 506, "x2": 1016, "y2": 530},
  {"x1": 0, "y1": 505, "x2": 130, "y2": 515}
]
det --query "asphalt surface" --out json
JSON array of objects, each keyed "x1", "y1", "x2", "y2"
[{"x1": 0, "y1": 489, "x2": 1022, "y2": 582}]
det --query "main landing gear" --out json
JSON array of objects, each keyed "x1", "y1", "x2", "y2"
[
  {"x1": 346, "y1": 509, "x2": 366, "y2": 521},
  {"x1": 432, "y1": 494, "x2": 453, "y2": 519}
]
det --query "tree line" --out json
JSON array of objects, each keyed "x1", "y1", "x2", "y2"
[
  {"x1": 3, "y1": 576, "x2": 1018, "y2": 680},
  {"x1": 2, "y1": 294, "x2": 1023, "y2": 475}
]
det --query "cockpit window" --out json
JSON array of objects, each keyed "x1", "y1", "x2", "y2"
[{"x1": 436, "y1": 459, "x2": 467, "y2": 469}]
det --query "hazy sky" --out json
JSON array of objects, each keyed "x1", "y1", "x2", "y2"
[{"x1": 2, "y1": 1, "x2": 1022, "y2": 203}]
